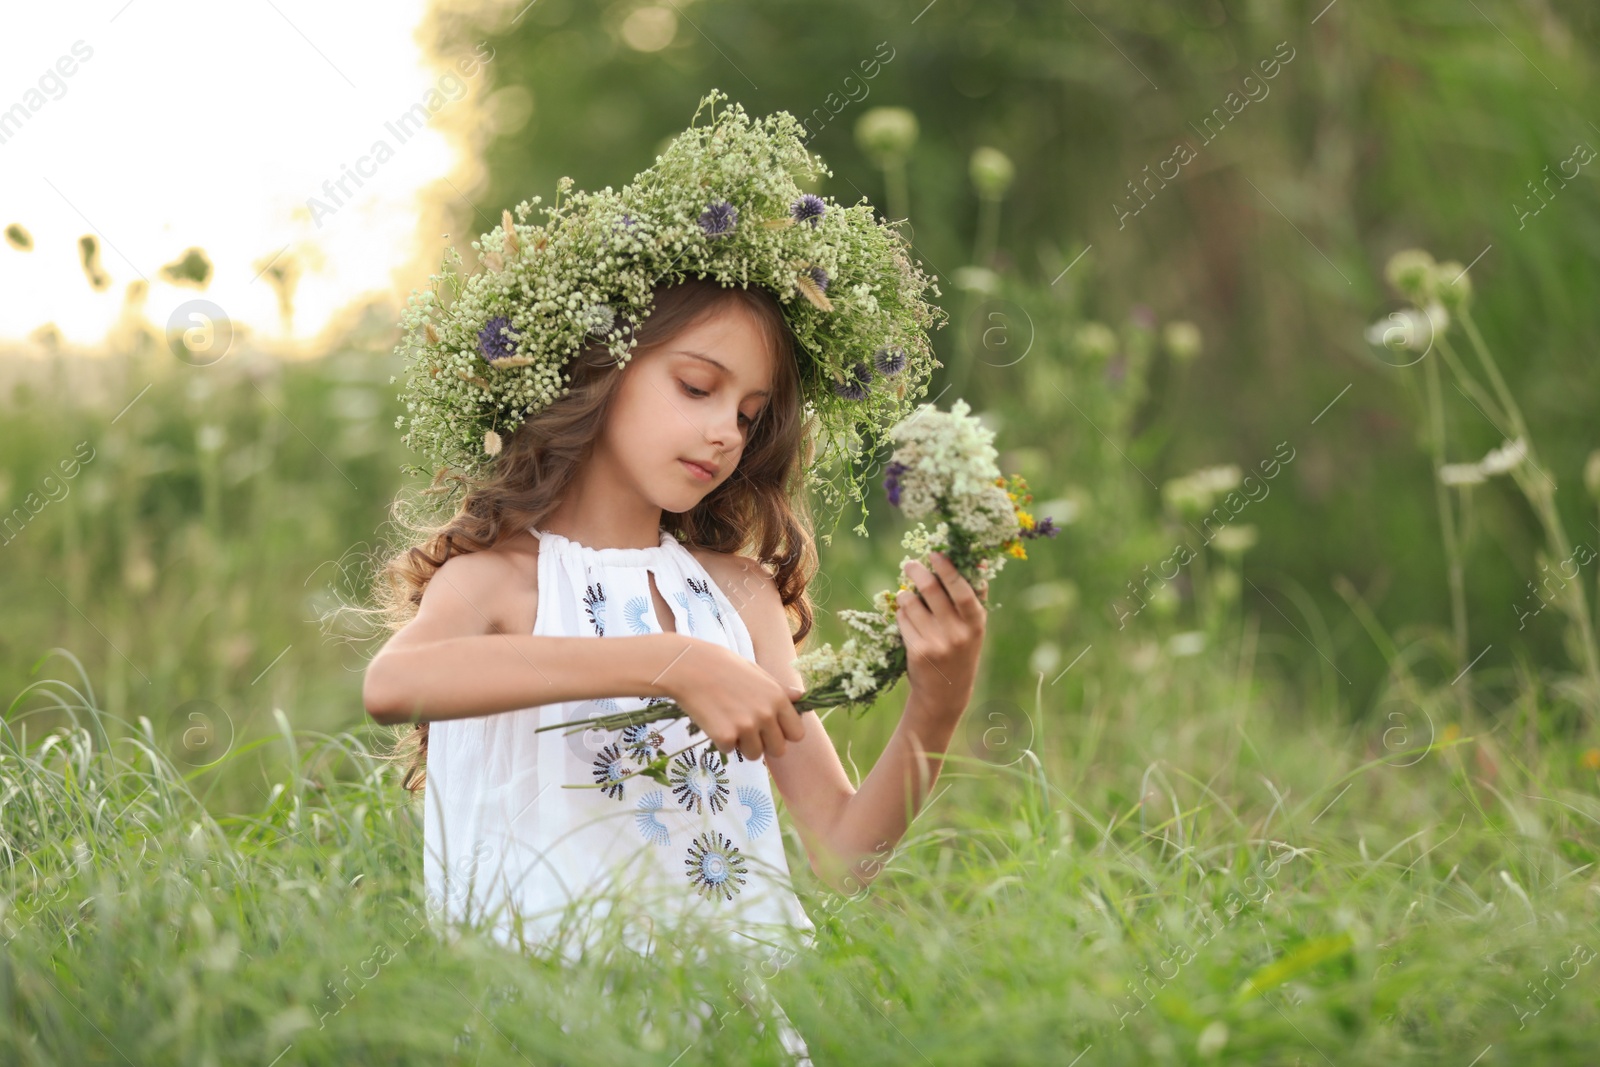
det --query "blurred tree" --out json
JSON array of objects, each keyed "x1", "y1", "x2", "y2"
[{"x1": 418, "y1": 0, "x2": 1600, "y2": 703}]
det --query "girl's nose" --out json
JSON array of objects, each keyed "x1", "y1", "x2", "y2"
[{"x1": 704, "y1": 406, "x2": 741, "y2": 449}]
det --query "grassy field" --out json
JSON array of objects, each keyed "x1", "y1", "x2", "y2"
[
  {"x1": 4, "y1": 629, "x2": 1598, "y2": 1065},
  {"x1": 7, "y1": 0, "x2": 1600, "y2": 1059},
  {"x1": 5, "y1": 264, "x2": 1599, "y2": 1062}
]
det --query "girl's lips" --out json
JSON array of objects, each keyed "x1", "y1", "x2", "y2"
[{"x1": 680, "y1": 459, "x2": 714, "y2": 481}]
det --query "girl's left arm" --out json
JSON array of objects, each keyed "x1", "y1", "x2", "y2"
[{"x1": 722, "y1": 551, "x2": 987, "y2": 895}]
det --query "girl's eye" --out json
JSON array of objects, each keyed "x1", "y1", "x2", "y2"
[{"x1": 680, "y1": 379, "x2": 756, "y2": 428}]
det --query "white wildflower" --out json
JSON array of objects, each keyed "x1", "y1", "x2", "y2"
[
  {"x1": 793, "y1": 400, "x2": 1056, "y2": 706},
  {"x1": 1209, "y1": 523, "x2": 1257, "y2": 555},
  {"x1": 1438, "y1": 463, "x2": 1487, "y2": 487},
  {"x1": 1479, "y1": 437, "x2": 1526, "y2": 476}
]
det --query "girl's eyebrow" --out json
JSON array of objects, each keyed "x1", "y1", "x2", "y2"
[{"x1": 675, "y1": 349, "x2": 771, "y2": 398}]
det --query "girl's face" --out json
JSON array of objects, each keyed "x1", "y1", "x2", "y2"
[{"x1": 592, "y1": 303, "x2": 777, "y2": 514}]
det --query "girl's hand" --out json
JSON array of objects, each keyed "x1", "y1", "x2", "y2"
[
  {"x1": 659, "y1": 638, "x2": 808, "y2": 761},
  {"x1": 895, "y1": 551, "x2": 988, "y2": 720}
]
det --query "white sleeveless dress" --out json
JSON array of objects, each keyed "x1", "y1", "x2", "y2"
[{"x1": 421, "y1": 523, "x2": 818, "y2": 974}]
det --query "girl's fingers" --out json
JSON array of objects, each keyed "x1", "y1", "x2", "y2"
[
  {"x1": 776, "y1": 694, "x2": 807, "y2": 742},
  {"x1": 904, "y1": 559, "x2": 957, "y2": 616},
  {"x1": 927, "y1": 552, "x2": 985, "y2": 620},
  {"x1": 737, "y1": 727, "x2": 764, "y2": 762},
  {"x1": 895, "y1": 588, "x2": 927, "y2": 640},
  {"x1": 757, "y1": 718, "x2": 787, "y2": 760}
]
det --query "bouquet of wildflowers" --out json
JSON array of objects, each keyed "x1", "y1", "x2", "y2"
[
  {"x1": 789, "y1": 397, "x2": 1058, "y2": 708},
  {"x1": 539, "y1": 399, "x2": 1059, "y2": 786}
]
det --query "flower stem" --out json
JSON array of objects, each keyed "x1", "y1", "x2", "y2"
[
  {"x1": 1458, "y1": 310, "x2": 1531, "y2": 443},
  {"x1": 1457, "y1": 309, "x2": 1600, "y2": 693},
  {"x1": 560, "y1": 737, "x2": 707, "y2": 791},
  {"x1": 1423, "y1": 352, "x2": 1471, "y2": 679},
  {"x1": 1434, "y1": 334, "x2": 1508, "y2": 430}
]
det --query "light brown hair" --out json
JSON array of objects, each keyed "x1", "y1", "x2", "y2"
[{"x1": 374, "y1": 277, "x2": 819, "y2": 792}]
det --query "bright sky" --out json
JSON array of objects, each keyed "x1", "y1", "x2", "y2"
[{"x1": 0, "y1": 0, "x2": 492, "y2": 354}]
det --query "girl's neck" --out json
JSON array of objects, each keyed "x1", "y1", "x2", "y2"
[{"x1": 535, "y1": 502, "x2": 667, "y2": 552}]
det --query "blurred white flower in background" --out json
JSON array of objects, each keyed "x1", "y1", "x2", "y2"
[
  {"x1": 1168, "y1": 631, "x2": 1206, "y2": 657},
  {"x1": 1438, "y1": 463, "x2": 1488, "y2": 487},
  {"x1": 1029, "y1": 641, "x2": 1062, "y2": 676},
  {"x1": 1480, "y1": 437, "x2": 1527, "y2": 475},
  {"x1": 1436, "y1": 436, "x2": 1527, "y2": 487},
  {"x1": 1209, "y1": 523, "x2": 1258, "y2": 556}
]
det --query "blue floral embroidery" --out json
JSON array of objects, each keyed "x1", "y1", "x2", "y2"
[
  {"x1": 685, "y1": 576, "x2": 723, "y2": 627},
  {"x1": 622, "y1": 595, "x2": 653, "y2": 634},
  {"x1": 592, "y1": 742, "x2": 629, "y2": 800},
  {"x1": 582, "y1": 582, "x2": 608, "y2": 636},
  {"x1": 736, "y1": 785, "x2": 775, "y2": 839},
  {"x1": 635, "y1": 790, "x2": 671, "y2": 847},
  {"x1": 622, "y1": 723, "x2": 666, "y2": 765},
  {"x1": 670, "y1": 590, "x2": 695, "y2": 634},
  {"x1": 670, "y1": 747, "x2": 730, "y2": 814},
  {"x1": 685, "y1": 829, "x2": 749, "y2": 901}
]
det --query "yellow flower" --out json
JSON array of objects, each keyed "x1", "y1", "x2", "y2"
[
  {"x1": 1582, "y1": 748, "x2": 1600, "y2": 771},
  {"x1": 1017, "y1": 510, "x2": 1035, "y2": 530},
  {"x1": 1441, "y1": 724, "x2": 1461, "y2": 743},
  {"x1": 1005, "y1": 540, "x2": 1027, "y2": 559}
]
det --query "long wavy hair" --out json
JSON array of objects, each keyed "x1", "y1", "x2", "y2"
[{"x1": 374, "y1": 277, "x2": 819, "y2": 792}]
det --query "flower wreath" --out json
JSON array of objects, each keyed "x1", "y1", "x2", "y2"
[{"x1": 392, "y1": 88, "x2": 947, "y2": 530}]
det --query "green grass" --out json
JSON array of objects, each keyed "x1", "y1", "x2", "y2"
[
  {"x1": 4, "y1": 626, "x2": 1597, "y2": 1064},
  {"x1": 4, "y1": 262, "x2": 1599, "y2": 1062}
]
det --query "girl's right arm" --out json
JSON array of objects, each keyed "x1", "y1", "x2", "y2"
[{"x1": 363, "y1": 551, "x2": 806, "y2": 758}]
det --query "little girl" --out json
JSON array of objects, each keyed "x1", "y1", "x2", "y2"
[{"x1": 365, "y1": 90, "x2": 978, "y2": 1057}]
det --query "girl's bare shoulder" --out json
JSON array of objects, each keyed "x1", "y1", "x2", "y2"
[
  {"x1": 685, "y1": 545, "x2": 776, "y2": 616},
  {"x1": 429, "y1": 530, "x2": 540, "y2": 635}
]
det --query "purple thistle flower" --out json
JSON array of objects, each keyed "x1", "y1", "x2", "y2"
[
  {"x1": 791, "y1": 194, "x2": 826, "y2": 227},
  {"x1": 804, "y1": 265, "x2": 829, "y2": 292},
  {"x1": 698, "y1": 200, "x2": 738, "y2": 237},
  {"x1": 1022, "y1": 516, "x2": 1061, "y2": 539},
  {"x1": 872, "y1": 345, "x2": 906, "y2": 376},
  {"x1": 883, "y1": 461, "x2": 909, "y2": 507},
  {"x1": 832, "y1": 360, "x2": 872, "y2": 401},
  {"x1": 477, "y1": 315, "x2": 519, "y2": 362}
]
